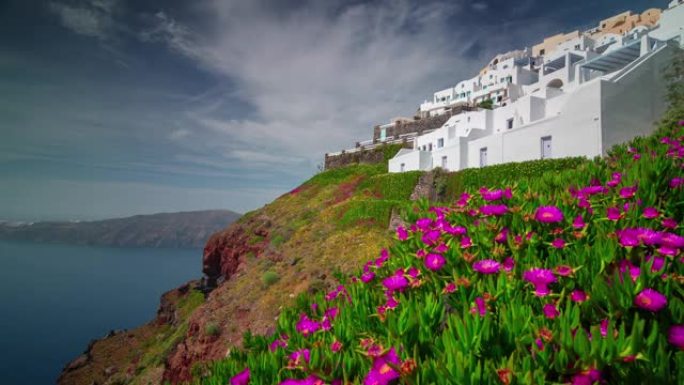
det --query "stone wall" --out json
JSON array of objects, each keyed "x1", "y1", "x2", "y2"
[
  {"x1": 372, "y1": 106, "x2": 475, "y2": 141},
  {"x1": 324, "y1": 142, "x2": 412, "y2": 170}
]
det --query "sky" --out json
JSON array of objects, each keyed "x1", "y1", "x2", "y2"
[{"x1": 0, "y1": 0, "x2": 665, "y2": 221}]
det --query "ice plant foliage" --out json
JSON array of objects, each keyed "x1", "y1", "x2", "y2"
[{"x1": 209, "y1": 122, "x2": 684, "y2": 385}]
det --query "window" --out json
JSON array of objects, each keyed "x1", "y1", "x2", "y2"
[
  {"x1": 539, "y1": 49, "x2": 545, "y2": 56},
  {"x1": 541, "y1": 136, "x2": 552, "y2": 159},
  {"x1": 479, "y1": 147, "x2": 488, "y2": 167},
  {"x1": 441, "y1": 156, "x2": 448, "y2": 169},
  {"x1": 380, "y1": 128, "x2": 387, "y2": 141},
  {"x1": 507, "y1": 118, "x2": 514, "y2": 130},
  {"x1": 575, "y1": 44, "x2": 581, "y2": 50},
  {"x1": 437, "y1": 138, "x2": 444, "y2": 148},
  {"x1": 400, "y1": 163, "x2": 405, "y2": 172},
  {"x1": 428, "y1": 143, "x2": 433, "y2": 151}
]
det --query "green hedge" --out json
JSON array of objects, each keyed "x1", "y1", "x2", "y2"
[
  {"x1": 438, "y1": 157, "x2": 589, "y2": 198},
  {"x1": 357, "y1": 171, "x2": 422, "y2": 201}
]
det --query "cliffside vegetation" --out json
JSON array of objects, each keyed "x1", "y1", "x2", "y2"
[{"x1": 193, "y1": 120, "x2": 684, "y2": 383}]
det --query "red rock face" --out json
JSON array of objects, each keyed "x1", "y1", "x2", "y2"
[
  {"x1": 165, "y1": 215, "x2": 275, "y2": 384},
  {"x1": 202, "y1": 216, "x2": 270, "y2": 283}
]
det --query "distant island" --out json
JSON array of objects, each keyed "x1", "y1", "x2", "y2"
[{"x1": 0, "y1": 210, "x2": 241, "y2": 249}]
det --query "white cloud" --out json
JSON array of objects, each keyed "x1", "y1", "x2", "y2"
[
  {"x1": 48, "y1": 0, "x2": 119, "y2": 40},
  {"x1": 140, "y1": 0, "x2": 489, "y2": 175}
]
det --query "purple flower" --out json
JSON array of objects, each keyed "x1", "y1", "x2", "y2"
[
  {"x1": 617, "y1": 228, "x2": 640, "y2": 247},
  {"x1": 643, "y1": 207, "x2": 659, "y2": 219},
  {"x1": 363, "y1": 347, "x2": 401, "y2": 385},
  {"x1": 479, "y1": 187, "x2": 512, "y2": 201},
  {"x1": 607, "y1": 207, "x2": 622, "y2": 221},
  {"x1": 570, "y1": 290, "x2": 587, "y2": 303},
  {"x1": 572, "y1": 369, "x2": 602, "y2": 385},
  {"x1": 554, "y1": 265, "x2": 573, "y2": 277},
  {"x1": 619, "y1": 185, "x2": 637, "y2": 199},
  {"x1": 535, "y1": 206, "x2": 564, "y2": 223},
  {"x1": 425, "y1": 253, "x2": 446, "y2": 271},
  {"x1": 668, "y1": 325, "x2": 684, "y2": 350},
  {"x1": 361, "y1": 271, "x2": 376, "y2": 283},
  {"x1": 646, "y1": 255, "x2": 666, "y2": 272},
  {"x1": 382, "y1": 273, "x2": 409, "y2": 292},
  {"x1": 572, "y1": 215, "x2": 585, "y2": 230},
  {"x1": 296, "y1": 314, "x2": 321, "y2": 336},
  {"x1": 551, "y1": 238, "x2": 566, "y2": 249},
  {"x1": 461, "y1": 236, "x2": 473, "y2": 249},
  {"x1": 523, "y1": 268, "x2": 557, "y2": 297},
  {"x1": 230, "y1": 368, "x2": 250, "y2": 385},
  {"x1": 671, "y1": 177, "x2": 684, "y2": 189},
  {"x1": 480, "y1": 204, "x2": 508, "y2": 216},
  {"x1": 289, "y1": 349, "x2": 311, "y2": 365},
  {"x1": 421, "y1": 229, "x2": 441, "y2": 245},
  {"x1": 662, "y1": 218, "x2": 678, "y2": 229},
  {"x1": 269, "y1": 335, "x2": 288, "y2": 352},
  {"x1": 472, "y1": 296, "x2": 487, "y2": 316},
  {"x1": 415, "y1": 217, "x2": 432, "y2": 230},
  {"x1": 502, "y1": 257, "x2": 515, "y2": 272},
  {"x1": 661, "y1": 232, "x2": 684, "y2": 249},
  {"x1": 495, "y1": 227, "x2": 509, "y2": 244},
  {"x1": 543, "y1": 303, "x2": 559, "y2": 319},
  {"x1": 396, "y1": 226, "x2": 408, "y2": 241},
  {"x1": 634, "y1": 288, "x2": 667, "y2": 312},
  {"x1": 473, "y1": 259, "x2": 501, "y2": 274}
]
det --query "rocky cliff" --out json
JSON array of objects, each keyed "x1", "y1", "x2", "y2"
[{"x1": 58, "y1": 164, "x2": 421, "y2": 385}]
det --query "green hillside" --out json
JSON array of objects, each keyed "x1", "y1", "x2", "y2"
[{"x1": 194, "y1": 113, "x2": 684, "y2": 384}]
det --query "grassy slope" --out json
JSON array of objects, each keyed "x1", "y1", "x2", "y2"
[{"x1": 195, "y1": 116, "x2": 684, "y2": 384}]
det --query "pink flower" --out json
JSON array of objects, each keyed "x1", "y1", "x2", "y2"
[
  {"x1": 363, "y1": 348, "x2": 401, "y2": 385},
  {"x1": 543, "y1": 303, "x2": 559, "y2": 319},
  {"x1": 570, "y1": 290, "x2": 587, "y2": 303},
  {"x1": 523, "y1": 268, "x2": 557, "y2": 297},
  {"x1": 425, "y1": 253, "x2": 446, "y2": 271},
  {"x1": 269, "y1": 334, "x2": 288, "y2": 351},
  {"x1": 480, "y1": 204, "x2": 508, "y2": 216},
  {"x1": 473, "y1": 259, "x2": 501, "y2": 274},
  {"x1": 230, "y1": 368, "x2": 250, "y2": 385},
  {"x1": 461, "y1": 236, "x2": 473, "y2": 249},
  {"x1": 643, "y1": 207, "x2": 659, "y2": 219},
  {"x1": 619, "y1": 185, "x2": 637, "y2": 199},
  {"x1": 296, "y1": 314, "x2": 321, "y2": 336},
  {"x1": 421, "y1": 229, "x2": 441, "y2": 245},
  {"x1": 479, "y1": 187, "x2": 513, "y2": 201},
  {"x1": 607, "y1": 207, "x2": 622, "y2": 221},
  {"x1": 572, "y1": 215, "x2": 585, "y2": 230},
  {"x1": 502, "y1": 257, "x2": 515, "y2": 272},
  {"x1": 331, "y1": 340, "x2": 343, "y2": 352},
  {"x1": 396, "y1": 226, "x2": 408, "y2": 240},
  {"x1": 551, "y1": 238, "x2": 566, "y2": 249},
  {"x1": 662, "y1": 218, "x2": 678, "y2": 229},
  {"x1": 443, "y1": 282, "x2": 457, "y2": 294},
  {"x1": 534, "y1": 206, "x2": 564, "y2": 223},
  {"x1": 289, "y1": 349, "x2": 311, "y2": 366},
  {"x1": 471, "y1": 296, "x2": 487, "y2": 316},
  {"x1": 554, "y1": 265, "x2": 573, "y2": 277},
  {"x1": 361, "y1": 271, "x2": 376, "y2": 283},
  {"x1": 495, "y1": 227, "x2": 509, "y2": 243},
  {"x1": 646, "y1": 255, "x2": 665, "y2": 272},
  {"x1": 600, "y1": 319, "x2": 609, "y2": 337},
  {"x1": 382, "y1": 272, "x2": 409, "y2": 292},
  {"x1": 668, "y1": 325, "x2": 684, "y2": 350},
  {"x1": 572, "y1": 369, "x2": 601, "y2": 385},
  {"x1": 634, "y1": 288, "x2": 667, "y2": 312},
  {"x1": 671, "y1": 177, "x2": 684, "y2": 189}
]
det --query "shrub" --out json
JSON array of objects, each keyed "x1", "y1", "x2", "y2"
[
  {"x1": 204, "y1": 322, "x2": 221, "y2": 337},
  {"x1": 261, "y1": 270, "x2": 280, "y2": 287}
]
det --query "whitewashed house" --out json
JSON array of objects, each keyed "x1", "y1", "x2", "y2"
[{"x1": 389, "y1": 1, "x2": 684, "y2": 173}]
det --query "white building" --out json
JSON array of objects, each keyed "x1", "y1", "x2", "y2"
[{"x1": 390, "y1": 1, "x2": 684, "y2": 173}]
